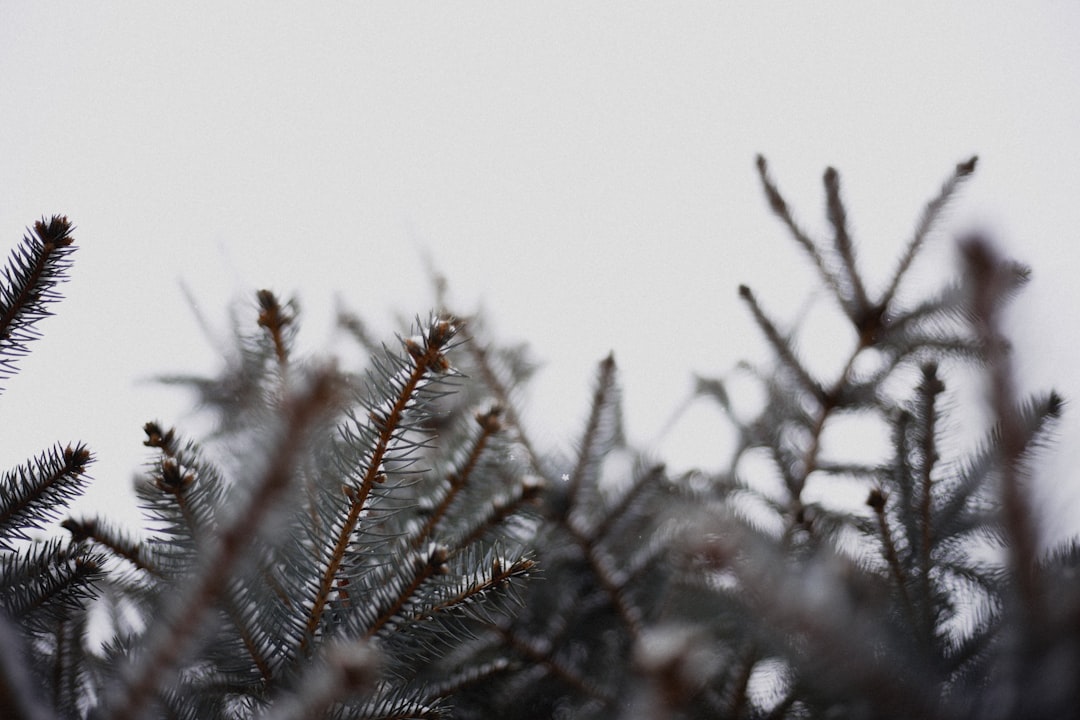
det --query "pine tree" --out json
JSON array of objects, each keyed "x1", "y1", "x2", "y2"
[{"x1": 1, "y1": 157, "x2": 1078, "y2": 720}]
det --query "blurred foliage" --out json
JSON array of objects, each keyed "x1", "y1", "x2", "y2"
[{"x1": 2, "y1": 160, "x2": 1079, "y2": 719}]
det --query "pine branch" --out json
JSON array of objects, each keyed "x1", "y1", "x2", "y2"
[
  {"x1": 61, "y1": 516, "x2": 159, "y2": 576},
  {"x1": 933, "y1": 391, "x2": 1062, "y2": 542},
  {"x1": 880, "y1": 156, "x2": 978, "y2": 308},
  {"x1": 564, "y1": 353, "x2": 621, "y2": 512},
  {"x1": 755, "y1": 155, "x2": 846, "y2": 302},
  {"x1": 134, "y1": 423, "x2": 227, "y2": 571},
  {"x1": 565, "y1": 517, "x2": 644, "y2": 637},
  {"x1": 552, "y1": 356, "x2": 647, "y2": 639},
  {"x1": 0, "y1": 444, "x2": 93, "y2": 550},
  {"x1": 411, "y1": 552, "x2": 535, "y2": 624},
  {"x1": 152, "y1": 294, "x2": 285, "y2": 442},
  {"x1": 737, "y1": 285, "x2": 826, "y2": 406},
  {"x1": 104, "y1": 366, "x2": 340, "y2": 720},
  {"x1": 721, "y1": 159, "x2": 1076, "y2": 716},
  {"x1": 364, "y1": 545, "x2": 450, "y2": 639},
  {"x1": 823, "y1": 166, "x2": 871, "y2": 317},
  {"x1": 133, "y1": 427, "x2": 285, "y2": 683},
  {"x1": 914, "y1": 363, "x2": 945, "y2": 641},
  {"x1": 256, "y1": 289, "x2": 293, "y2": 368},
  {"x1": 743, "y1": 158, "x2": 981, "y2": 543},
  {"x1": 0, "y1": 216, "x2": 77, "y2": 392},
  {"x1": 0, "y1": 537, "x2": 103, "y2": 630},
  {"x1": 421, "y1": 657, "x2": 515, "y2": 704},
  {"x1": 867, "y1": 488, "x2": 918, "y2": 631},
  {"x1": 301, "y1": 319, "x2": 457, "y2": 653},
  {"x1": 51, "y1": 609, "x2": 93, "y2": 718}
]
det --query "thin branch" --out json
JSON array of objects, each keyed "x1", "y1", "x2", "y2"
[
  {"x1": 738, "y1": 285, "x2": 826, "y2": 406},
  {"x1": 824, "y1": 166, "x2": 870, "y2": 316},
  {"x1": 301, "y1": 320, "x2": 456, "y2": 651},
  {"x1": 867, "y1": 489, "x2": 917, "y2": 629},
  {"x1": 0, "y1": 444, "x2": 93, "y2": 549},
  {"x1": 365, "y1": 547, "x2": 446, "y2": 638},
  {"x1": 61, "y1": 517, "x2": 158, "y2": 576},
  {"x1": 414, "y1": 556, "x2": 535, "y2": 621},
  {"x1": 566, "y1": 353, "x2": 620, "y2": 506},
  {"x1": 105, "y1": 367, "x2": 340, "y2": 720},
  {"x1": 880, "y1": 157, "x2": 978, "y2": 308},
  {"x1": 914, "y1": 362, "x2": 945, "y2": 640},
  {"x1": 256, "y1": 289, "x2": 292, "y2": 368},
  {"x1": 756, "y1": 155, "x2": 846, "y2": 302},
  {"x1": 0, "y1": 216, "x2": 77, "y2": 391}
]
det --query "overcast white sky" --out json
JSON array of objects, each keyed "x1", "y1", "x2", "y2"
[{"x1": 2, "y1": 4, "x2": 1080, "y2": 542}]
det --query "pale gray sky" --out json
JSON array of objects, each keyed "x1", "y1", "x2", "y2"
[{"x1": 3, "y1": 3, "x2": 1080, "y2": 541}]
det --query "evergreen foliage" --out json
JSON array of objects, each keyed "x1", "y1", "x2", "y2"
[{"x1": 1, "y1": 160, "x2": 1078, "y2": 719}]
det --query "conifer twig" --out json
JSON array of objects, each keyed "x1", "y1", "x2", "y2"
[
  {"x1": 0, "y1": 444, "x2": 93, "y2": 550},
  {"x1": 783, "y1": 302, "x2": 872, "y2": 529},
  {"x1": 880, "y1": 157, "x2": 978, "y2": 308},
  {"x1": 867, "y1": 488, "x2": 917, "y2": 627},
  {"x1": 738, "y1": 285, "x2": 826, "y2": 405},
  {"x1": 555, "y1": 354, "x2": 644, "y2": 637},
  {"x1": 414, "y1": 555, "x2": 535, "y2": 622},
  {"x1": 914, "y1": 363, "x2": 944, "y2": 639},
  {"x1": 302, "y1": 319, "x2": 455, "y2": 651},
  {"x1": 61, "y1": 517, "x2": 158, "y2": 576},
  {"x1": 0, "y1": 216, "x2": 77, "y2": 391},
  {"x1": 755, "y1": 155, "x2": 846, "y2": 302},
  {"x1": 335, "y1": 301, "x2": 381, "y2": 357},
  {"x1": 824, "y1": 166, "x2": 871, "y2": 316},
  {"x1": 565, "y1": 353, "x2": 619, "y2": 508},
  {"x1": 566, "y1": 520, "x2": 643, "y2": 637},
  {"x1": 140, "y1": 422, "x2": 214, "y2": 541},
  {"x1": 257, "y1": 289, "x2": 292, "y2": 368},
  {"x1": 423, "y1": 658, "x2": 515, "y2": 702},
  {"x1": 365, "y1": 546, "x2": 448, "y2": 638},
  {"x1": 105, "y1": 367, "x2": 340, "y2": 720}
]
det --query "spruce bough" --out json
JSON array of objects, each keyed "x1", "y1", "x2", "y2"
[{"x1": 1, "y1": 159, "x2": 1078, "y2": 719}]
